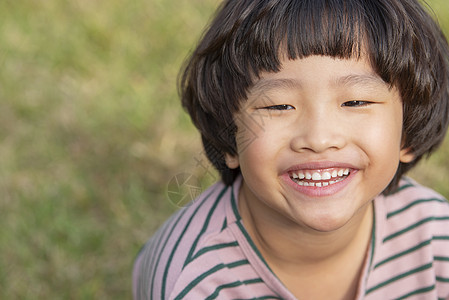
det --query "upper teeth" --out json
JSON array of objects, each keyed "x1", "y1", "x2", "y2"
[{"x1": 291, "y1": 168, "x2": 350, "y2": 181}]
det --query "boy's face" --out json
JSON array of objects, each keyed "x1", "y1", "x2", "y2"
[{"x1": 226, "y1": 55, "x2": 414, "y2": 232}]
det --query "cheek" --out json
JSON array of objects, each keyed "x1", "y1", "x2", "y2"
[
  {"x1": 236, "y1": 134, "x2": 271, "y2": 166},
  {"x1": 362, "y1": 122, "x2": 402, "y2": 150},
  {"x1": 355, "y1": 110, "x2": 404, "y2": 169},
  {"x1": 235, "y1": 127, "x2": 285, "y2": 171}
]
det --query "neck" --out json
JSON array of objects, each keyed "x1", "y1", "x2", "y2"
[
  {"x1": 238, "y1": 183, "x2": 373, "y2": 268},
  {"x1": 238, "y1": 182, "x2": 374, "y2": 300}
]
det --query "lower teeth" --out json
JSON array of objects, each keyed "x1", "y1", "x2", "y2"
[{"x1": 292, "y1": 176, "x2": 346, "y2": 187}]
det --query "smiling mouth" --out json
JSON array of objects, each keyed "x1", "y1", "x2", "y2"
[{"x1": 288, "y1": 168, "x2": 351, "y2": 187}]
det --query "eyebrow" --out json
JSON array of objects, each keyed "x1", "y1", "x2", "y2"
[
  {"x1": 334, "y1": 73, "x2": 388, "y2": 88},
  {"x1": 249, "y1": 78, "x2": 300, "y2": 96},
  {"x1": 249, "y1": 72, "x2": 388, "y2": 96}
]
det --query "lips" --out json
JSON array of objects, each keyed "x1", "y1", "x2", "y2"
[{"x1": 282, "y1": 163, "x2": 357, "y2": 197}]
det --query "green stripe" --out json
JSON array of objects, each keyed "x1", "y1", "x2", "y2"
[
  {"x1": 184, "y1": 186, "x2": 228, "y2": 267},
  {"x1": 396, "y1": 285, "x2": 435, "y2": 299},
  {"x1": 191, "y1": 241, "x2": 239, "y2": 261},
  {"x1": 368, "y1": 204, "x2": 376, "y2": 270},
  {"x1": 375, "y1": 235, "x2": 449, "y2": 269},
  {"x1": 205, "y1": 278, "x2": 264, "y2": 300},
  {"x1": 173, "y1": 259, "x2": 249, "y2": 300},
  {"x1": 221, "y1": 218, "x2": 228, "y2": 231},
  {"x1": 394, "y1": 183, "x2": 414, "y2": 193},
  {"x1": 151, "y1": 209, "x2": 188, "y2": 298},
  {"x1": 437, "y1": 276, "x2": 449, "y2": 283},
  {"x1": 140, "y1": 218, "x2": 174, "y2": 299},
  {"x1": 137, "y1": 229, "x2": 161, "y2": 299},
  {"x1": 161, "y1": 187, "x2": 221, "y2": 299},
  {"x1": 390, "y1": 178, "x2": 414, "y2": 194},
  {"x1": 230, "y1": 185, "x2": 276, "y2": 275},
  {"x1": 236, "y1": 220, "x2": 275, "y2": 272},
  {"x1": 234, "y1": 296, "x2": 283, "y2": 300},
  {"x1": 366, "y1": 263, "x2": 433, "y2": 294},
  {"x1": 387, "y1": 198, "x2": 447, "y2": 219},
  {"x1": 435, "y1": 256, "x2": 449, "y2": 262},
  {"x1": 230, "y1": 183, "x2": 241, "y2": 221},
  {"x1": 383, "y1": 216, "x2": 449, "y2": 243},
  {"x1": 374, "y1": 239, "x2": 431, "y2": 269}
]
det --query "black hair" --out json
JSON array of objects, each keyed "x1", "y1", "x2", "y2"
[{"x1": 180, "y1": 0, "x2": 449, "y2": 194}]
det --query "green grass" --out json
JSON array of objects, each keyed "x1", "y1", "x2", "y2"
[{"x1": 0, "y1": 0, "x2": 447, "y2": 298}]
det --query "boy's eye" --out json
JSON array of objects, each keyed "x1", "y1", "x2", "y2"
[
  {"x1": 262, "y1": 104, "x2": 295, "y2": 110},
  {"x1": 341, "y1": 100, "x2": 371, "y2": 107}
]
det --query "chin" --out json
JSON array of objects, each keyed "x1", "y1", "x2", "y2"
[{"x1": 301, "y1": 213, "x2": 353, "y2": 233}]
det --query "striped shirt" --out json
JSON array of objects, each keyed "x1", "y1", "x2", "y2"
[{"x1": 133, "y1": 176, "x2": 449, "y2": 299}]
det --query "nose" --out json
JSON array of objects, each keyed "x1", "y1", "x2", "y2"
[{"x1": 290, "y1": 107, "x2": 346, "y2": 153}]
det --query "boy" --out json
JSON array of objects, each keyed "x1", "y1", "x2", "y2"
[{"x1": 134, "y1": 0, "x2": 449, "y2": 299}]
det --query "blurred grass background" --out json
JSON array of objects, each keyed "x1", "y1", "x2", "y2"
[{"x1": 0, "y1": 0, "x2": 447, "y2": 298}]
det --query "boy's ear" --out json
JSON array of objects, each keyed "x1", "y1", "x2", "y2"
[
  {"x1": 224, "y1": 153, "x2": 240, "y2": 169},
  {"x1": 399, "y1": 147, "x2": 415, "y2": 163}
]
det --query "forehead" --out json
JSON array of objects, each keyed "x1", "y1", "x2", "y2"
[{"x1": 248, "y1": 55, "x2": 391, "y2": 96}]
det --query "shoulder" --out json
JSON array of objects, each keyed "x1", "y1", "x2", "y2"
[
  {"x1": 381, "y1": 177, "x2": 449, "y2": 226},
  {"x1": 132, "y1": 181, "x2": 238, "y2": 299},
  {"x1": 377, "y1": 176, "x2": 449, "y2": 244},
  {"x1": 365, "y1": 177, "x2": 449, "y2": 299}
]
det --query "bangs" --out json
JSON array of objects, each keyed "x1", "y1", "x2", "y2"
[
  {"x1": 229, "y1": 0, "x2": 367, "y2": 78},
  {"x1": 286, "y1": 1, "x2": 363, "y2": 59},
  {"x1": 213, "y1": 0, "x2": 433, "y2": 95},
  {"x1": 246, "y1": 0, "x2": 365, "y2": 74}
]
